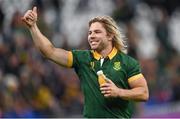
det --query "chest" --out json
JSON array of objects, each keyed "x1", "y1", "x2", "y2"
[{"x1": 86, "y1": 58, "x2": 129, "y2": 88}]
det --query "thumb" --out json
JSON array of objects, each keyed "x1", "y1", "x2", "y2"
[{"x1": 33, "y1": 6, "x2": 37, "y2": 13}]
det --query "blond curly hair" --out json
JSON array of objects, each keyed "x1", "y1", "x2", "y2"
[{"x1": 89, "y1": 16, "x2": 127, "y2": 53}]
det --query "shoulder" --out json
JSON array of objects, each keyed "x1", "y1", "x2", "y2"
[
  {"x1": 117, "y1": 52, "x2": 140, "y2": 73},
  {"x1": 71, "y1": 49, "x2": 92, "y2": 63},
  {"x1": 70, "y1": 50, "x2": 92, "y2": 68},
  {"x1": 117, "y1": 52, "x2": 138, "y2": 64},
  {"x1": 71, "y1": 49, "x2": 91, "y2": 57}
]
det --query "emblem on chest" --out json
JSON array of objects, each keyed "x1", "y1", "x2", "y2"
[
  {"x1": 113, "y1": 61, "x2": 121, "y2": 71},
  {"x1": 90, "y1": 61, "x2": 95, "y2": 69}
]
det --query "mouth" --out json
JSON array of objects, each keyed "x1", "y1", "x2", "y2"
[
  {"x1": 89, "y1": 39, "x2": 99, "y2": 45},
  {"x1": 91, "y1": 41, "x2": 98, "y2": 45}
]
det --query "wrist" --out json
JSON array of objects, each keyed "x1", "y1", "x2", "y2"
[
  {"x1": 117, "y1": 88, "x2": 123, "y2": 98},
  {"x1": 29, "y1": 23, "x2": 37, "y2": 31}
]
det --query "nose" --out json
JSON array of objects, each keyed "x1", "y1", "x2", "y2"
[{"x1": 89, "y1": 32, "x2": 95, "y2": 39}]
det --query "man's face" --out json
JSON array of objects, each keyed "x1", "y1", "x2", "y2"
[{"x1": 88, "y1": 22, "x2": 111, "y2": 51}]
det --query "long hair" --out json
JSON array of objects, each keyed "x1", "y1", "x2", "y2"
[{"x1": 89, "y1": 16, "x2": 127, "y2": 54}]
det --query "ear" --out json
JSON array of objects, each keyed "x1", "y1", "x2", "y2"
[{"x1": 107, "y1": 34, "x2": 114, "y2": 41}]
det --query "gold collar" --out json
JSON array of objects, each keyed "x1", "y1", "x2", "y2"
[{"x1": 92, "y1": 47, "x2": 117, "y2": 60}]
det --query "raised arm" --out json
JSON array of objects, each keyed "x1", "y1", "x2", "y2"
[{"x1": 22, "y1": 6, "x2": 72, "y2": 67}]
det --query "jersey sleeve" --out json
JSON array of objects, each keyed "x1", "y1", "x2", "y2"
[
  {"x1": 127, "y1": 56, "x2": 144, "y2": 83},
  {"x1": 67, "y1": 51, "x2": 73, "y2": 67},
  {"x1": 70, "y1": 50, "x2": 89, "y2": 69},
  {"x1": 71, "y1": 50, "x2": 80, "y2": 68}
]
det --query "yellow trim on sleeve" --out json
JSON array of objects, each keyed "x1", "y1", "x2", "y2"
[
  {"x1": 128, "y1": 73, "x2": 144, "y2": 83},
  {"x1": 67, "y1": 51, "x2": 73, "y2": 68}
]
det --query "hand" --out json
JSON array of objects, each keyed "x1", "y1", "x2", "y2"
[
  {"x1": 21, "y1": 6, "x2": 37, "y2": 28},
  {"x1": 100, "y1": 78, "x2": 121, "y2": 98}
]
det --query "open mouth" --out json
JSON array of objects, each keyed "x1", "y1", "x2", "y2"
[
  {"x1": 91, "y1": 41, "x2": 98, "y2": 45},
  {"x1": 90, "y1": 39, "x2": 99, "y2": 44}
]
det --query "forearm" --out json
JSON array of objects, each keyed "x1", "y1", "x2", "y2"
[
  {"x1": 22, "y1": 7, "x2": 71, "y2": 67},
  {"x1": 29, "y1": 24, "x2": 54, "y2": 57},
  {"x1": 118, "y1": 87, "x2": 148, "y2": 101}
]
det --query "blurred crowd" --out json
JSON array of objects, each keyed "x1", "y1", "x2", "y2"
[{"x1": 0, "y1": 0, "x2": 179, "y2": 117}]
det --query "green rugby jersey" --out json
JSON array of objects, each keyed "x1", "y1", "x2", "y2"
[{"x1": 67, "y1": 47, "x2": 144, "y2": 118}]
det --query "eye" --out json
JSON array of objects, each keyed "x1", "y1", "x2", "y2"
[
  {"x1": 94, "y1": 30, "x2": 101, "y2": 34},
  {"x1": 88, "y1": 31, "x2": 92, "y2": 35}
]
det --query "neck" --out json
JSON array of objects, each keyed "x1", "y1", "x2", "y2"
[{"x1": 97, "y1": 45, "x2": 113, "y2": 58}]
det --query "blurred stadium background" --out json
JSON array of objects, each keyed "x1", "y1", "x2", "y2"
[{"x1": 0, "y1": 0, "x2": 179, "y2": 117}]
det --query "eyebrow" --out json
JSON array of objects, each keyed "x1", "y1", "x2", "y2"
[{"x1": 89, "y1": 29, "x2": 102, "y2": 32}]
